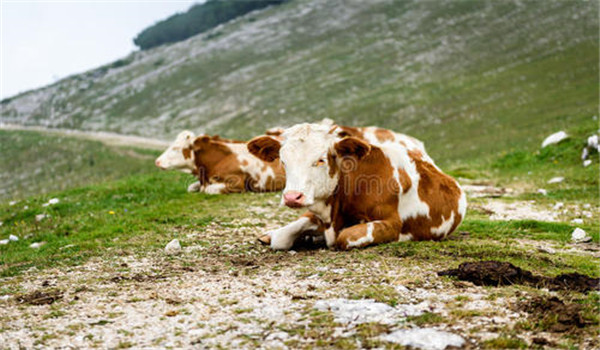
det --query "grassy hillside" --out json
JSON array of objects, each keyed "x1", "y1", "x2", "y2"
[
  {"x1": 0, "y1": 130, "x2": 158, "y2": 201},
  {"x1": 1, "y1": 0, "x2": 597, "y2": 164}
]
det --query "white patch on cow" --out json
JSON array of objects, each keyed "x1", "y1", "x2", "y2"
[
  {"x1": 155, "y1": 130, "x2": 196, "y2": 172},
  {"x1": 203, "y1": 183, "x2": 226, "y2": 194},
  {"x1": 347, "y1": 221, "x2": 375, "y2": 248},
  {"x1": 279, "y1": 123, "x2": 340, "y2": 207},
  {"x1": 308, "y1": 201, "x2": 332, "y2": 224},
  {"x1": 325, "y1": 226, "x2": 336, "y2": 248},
  {"x1": 229, "y1": 143, "x2": 276, "y2": 190},
  {"x1": 269, "y1": 217, "x2": 318, "y2": 250},
  {"x1": 457, "y1": 188, "x2": 467, "y2": 219},
  {"x1": 430, "y1": 211, "x2": 455, "y2": 237},
  {"x1": 379, "y1": 144, "x2": 430, "y2": 221}
]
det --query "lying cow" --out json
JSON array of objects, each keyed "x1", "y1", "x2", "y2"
[
  {"x1": 155, "y1": 131, "x2": 285, "y2": 194},
  {"x1": 247, "y1": 123, "x2": 466, "y2": 250}
]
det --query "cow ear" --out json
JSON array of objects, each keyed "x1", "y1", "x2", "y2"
[
  {"x1": 334, "y1": 137, "x2": 371, "y2": 160},
  {"x1": 192, "y1": 136, "x2": 210, "y2": 151},
  {"x1": 248, "y1": 136, "x2": 281, "y2": 162}
]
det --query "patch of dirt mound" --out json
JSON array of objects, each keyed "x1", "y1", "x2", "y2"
[
  {"x1": 438, "y1": 261, "x2": 599, "y2": 293},
  {"x1": 437, "y1": 261, "x2": 538, "y2": 286},
  {"x1": 16, "y1": 289, "x2": 63, "y2": 305},
  {"x1": 518, "y1": 296, "x2": 585, "y2": 332}
]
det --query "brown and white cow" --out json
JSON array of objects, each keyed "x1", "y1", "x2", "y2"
[
  {"x1": 247, "y1": 123, "x2": 466, "y2": 250},
  {"x1": 155, "y1": 131, "x2": 285, "y2": 194}
]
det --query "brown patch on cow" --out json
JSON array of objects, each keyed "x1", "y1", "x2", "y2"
[
  {"x1": 182, "y1": 148, "x2": 192, "y2": 159},
  {"x1": 336, "y1": 126, "x2": 365, "y2": 139},
  {"x1": 402, "y1": 150, "x2": 462, "y2": 240},
  {"x1": 397, "y1": 167, "x2": 412, "y2": 194},
  {"x1": 247, "y1": 136, "x2": 281, "y2": 162},
  {"x1": 334, "y1": 137, "x2": 371, "y2": 160},
  {"x1": 241, "y1": 159, "x2": 249, "y2": 166},
  {"x1": 374, "y1": 128, "x2": 395, "y2": 142}
]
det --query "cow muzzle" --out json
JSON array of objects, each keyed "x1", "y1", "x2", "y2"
[{"x1": 283, "y1": 191, "x2": 306, "y2": 208}]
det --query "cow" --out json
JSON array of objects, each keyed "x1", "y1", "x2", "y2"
[
  {"x1": 247, "y1": 123, "x2": 466, "y2": 250},
  {"x1": 155, "y1": 131, "x2": 285, "y2": 194}
]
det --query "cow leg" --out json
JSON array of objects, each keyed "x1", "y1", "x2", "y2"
[
  {"x1": 262, "y1": 213, "x2": 322, "y2": 250},
  {"x1": 202, "y1": 183, "x2": 227, "y2": 194},
  {"x1": 335, "y1": 220, "x2": 404, "y2": 250},
  {"x1": 187, "y1": 181, "x2": 203, "y2": 192}
]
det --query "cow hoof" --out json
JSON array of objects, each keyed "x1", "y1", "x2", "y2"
[
  {"x1": 187, "y1": 182, "x2": 202, "y2": 192},
  {"x1": 257, "y1": 234, "x2": 271, "y2": 245}
]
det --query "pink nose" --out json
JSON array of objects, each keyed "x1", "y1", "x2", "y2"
[
  {"x1": 155, "y1": 160, "x2": 162, "y2": 168},
  {"x1": 283, "y1": 191, "x2": 305, "y2": 208}
]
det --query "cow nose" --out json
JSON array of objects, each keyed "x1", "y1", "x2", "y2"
[
  {"x1": 155, "y1": 160, "x2": 162, "y2": 168},
  {"x1": 283, "y1": 191, "x2": 305, "y2": 208}
]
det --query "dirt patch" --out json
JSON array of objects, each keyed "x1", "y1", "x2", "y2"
[
  {"x1": 438, "y1": 261, "x2": 599, "y2": 293},
  {"x1": 518, "y1": 296, "x2": 586, "y2": 332},
  {"x1": 110, "y1": 273, "x2": 167, "y2": 283},
  {"x1": 15, "y1": 289, "x2": 63, "y2": 305}
]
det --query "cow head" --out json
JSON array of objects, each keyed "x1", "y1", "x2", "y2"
[
  {"x1": 248, "y1": 123, "x2": 371, "y2": 209},
  {"x1": 155, "y1": 130, "x2": 196, "y2": 173}
]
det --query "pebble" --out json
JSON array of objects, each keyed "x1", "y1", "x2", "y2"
[
  {"x1": 165, "y1": 239, "x2": 182, "y2": 255},
  {"x1": 537, "y1": 189, "x2": 548, "y2": 195},
  {"x1": 583, "y1": 159, "x2": 592, "y2": 167},
  {"x1": 42, "y1": 198, "x2": 60, "y2": 207},
  {"x1": 35, "y1": 214, "x2": 48, "y2": 222},
  {"x1": 547, "y1": 177, "x2": 564, "y2": 184},
  {"x1": 0, "y1": 239, "x2": 9, "y2": 245},
  {"x1": 541, "y1": 131, "x2": 568, "y2": 148},
  {"x1": 30, "y1": 242, "x2": 46, "y2": 249},
  {"x1": 571, "y1": 228, "x2": 591, "y2": 243},
  {"x1": 552, "y1": 202, "x2": 564, "y2": 210},
  {"x1": 570, "y1": 218, "x2": 583, "y2": 224},
  {"x1": 537, "y1": 246, "x2": 556, "y2": 254},
  {"x1": 9, "y1": 235, "x2": 18, "y2": 242}
]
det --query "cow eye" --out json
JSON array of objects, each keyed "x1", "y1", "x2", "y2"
[{"x1": 313, "y1": 158, "x2": 326, "y2": 167}]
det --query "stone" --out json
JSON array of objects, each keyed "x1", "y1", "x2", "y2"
[
  {"x1": 30, "y1": 242, "x2": 46, "y2": 249},
  {"x1": 541, "y1": 131, "x2": 568, "y2": 148},
  {"x1": 571, "y1": 228, "x2": 591, "y2": 243},
  {"x1": 547, "y1": 177, "x2": 564, "y2": 184},
  {"x1": 537, "y1": 189, "x2": 548, "y2": 195},
  {"x1": 570, "y1": 218, "x2": 583, "y2": 224},
  {"x1": 379, "y1": 328, "x2": 465, "y2": 350},
  {"x1": 583, "y1": 159, "x2": 592, "y2": 167},
  {"x1": 165, "y1": 239, "x2": 182, "y2": 254},
  {"x1": 9, "y1": 235, "x2": 18, "y2": 242}
]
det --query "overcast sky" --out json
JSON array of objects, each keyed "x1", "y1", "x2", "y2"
[{"x1": 1, "y1": 0, "x2": 198, "y2": 99}]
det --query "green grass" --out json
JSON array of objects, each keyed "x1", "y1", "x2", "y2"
[{"x1": 0, "y1": 130, "x2": 159, "y2": 201}]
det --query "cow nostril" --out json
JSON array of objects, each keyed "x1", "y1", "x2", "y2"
[{"x1": 295, "y1": 193, "x2": 303, "y2": 200}]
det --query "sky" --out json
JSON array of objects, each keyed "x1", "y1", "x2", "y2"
[{"x1": 0, "y1": 0, "x2": 199, "y2": 99}]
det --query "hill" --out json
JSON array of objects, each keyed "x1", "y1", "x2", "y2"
[{"x1": 1, "y1": 0, "x2": 597, "y2": 165}]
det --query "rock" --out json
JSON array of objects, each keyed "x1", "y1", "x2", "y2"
[
  {"x1": 379, "y1": 328, "x2": 465, "y2": 350},
  {"x1": 570, "y1": 218, "x2": 583, "y2": 224},
  {"x1": 583, "y1": 159, "x2": 592, "y2": 167},
  {"x1": 9, "y1": 235, "x2": 18, "y2": 242},
  {"x1": 552, "y1": 202, "x2": 564, "y2": 210},
  {"x1": 541, "y1": 131, "x2": 568, "y2": 148},
  {"x1": 571, "y1": 228, "x2": 591, "y2": 243},
  {"x1": 30, "y1": 242, "x2": 46, "y2": 249},
  {"x1": 314, "y1": 298, "x2": 426, "y2": 326},
  {"x1": 9, "y1": 201, "x2": 17, "y2": 206},
  {"x1": 42, "y1": 198, "x2": 59, "y2": 207},
  {"x1": 35, "y1": 214, "x2": 48, "y2": 222},
  {"x1": 538, "y1": 246, "x2": 556, "y2": 254},
  {"x1": 537, "y1": 189, "x2": 548, "y2": 195},
  {"x1": 0, "y1": 239, "x2": 9, "y2": 245},
  {"x1": 547, "y1": 177, "x2": 564, "y2": 184},
  {"x1": 165, "y1": 239, "x2": 182, "y2": 254}
]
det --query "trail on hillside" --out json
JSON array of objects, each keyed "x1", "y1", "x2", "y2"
[{"x1": 0, "y1": 124, "x2": 169, "y2": 150}]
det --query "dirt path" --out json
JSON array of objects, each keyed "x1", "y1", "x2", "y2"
[{"x1": 0, "y1": 123, "x2": 169, "y2": 150}]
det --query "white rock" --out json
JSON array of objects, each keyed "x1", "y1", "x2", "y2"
[
  {"x1": 30, "y1": 242, "x2": 46, "y2": 249},
  {"x1": 23, "y1": 206, "x2": 28, "y2": 210},
  {"x1": 588, "y1": 134, "x2": 599, "y2": 150},
  {"x1": 9, "y1": 235, "x2": 18, "y2": 242},
  {"x1": 314, "y1": 298, "x2": 426, "y2": 326},
  {"x1": 42, "y1": 198, "x2": 60, "y2": 207},
  {"x1": 0, "y1": 221, "x2": 3, "y2": 227},
  {"x1": 165, "y1": 239, "x2": 182, "y2": 254},
  {"x1": 379, "y1": 328, "x2": 465, "y2": 350},
  {"x1": 288, "y1": 250, "x2": 297, "y2": 255},
  {"x1": 538, "y1": 246, "x2": 556, "y2": 254},
  {"x1": 0, "y1": 295, "x2": 11, "y2": 301},
  {"x1": 537, "y1": 189, "x2": 548, "y2": 195},
  {"x1": 552, "y1": 202, "x2": 564, "y2": 210},
  {"x1": 542, "y1": 131, "x2": 568, "y2": 148},
  {"x1": 570, "y1": 218, "x2": 584, "y2": 224},
  {"x1": 583, "y1": 203, "x2": 591, "y2": 209},
  {"x1": 0, "y1": 239, "x2": 9, "y2": 245},
  {"x1": 547, "y1": 177, "x2": 564, "y2": 184},
  {"x1": 571, "y1": 228, "x2": 591, "y2": 243},
  {"x1": 35, "y1": 214, "x2": 48, "y2": 222},
  {"x1": 583, "y1": 159, "x2": 592, "y2": 167},
  {"x1": 9, "y1": 201, "x2": 17, "y2": 206}
]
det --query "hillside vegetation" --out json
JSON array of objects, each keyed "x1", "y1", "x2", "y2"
[{"x1": 1, "y1": 0, "x2": 597, "y2": 165}]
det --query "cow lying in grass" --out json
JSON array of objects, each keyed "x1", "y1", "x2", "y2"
[
  {"x1": 248, "y1": 123, "x2": 466, "y2": 250},
  {"x1": 156, "y1": 131, "x2": 285, "y2": 194}
]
